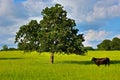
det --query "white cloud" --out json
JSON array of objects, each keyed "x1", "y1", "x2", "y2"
[
  {"x1": 0, "y1": 26, "x2": 16, "y2": 36},
  {"x1": 83, "y1": 29, "x2": 111, "y2": 48},
  {"x1": 84, "y1": 30, "x2": 110, "y2": 41},
  {"x1": 3, "y1": 37, "x2": 14, "y2": 45},
  {"x1": 86, "y1": 0, "x2": 120, "y2": 22},
  {"x1": 114, "y1": 34, "x2": 120, "y2": 38},
  {"x1": 22, "y1": 0, "x2": 53, "y2": 17},
  {"x1": 53, "y1": 0, "x2": 96, "y2": 22},
  {"x1": 0, "y1": 0, "x2": 48, "y2": 48},
  {"x1": 53, "y1": 0, "x2": 120, "y2": 23},
  {"x1": 0, "y1": 0, "x2": 13, "y2": 16}
]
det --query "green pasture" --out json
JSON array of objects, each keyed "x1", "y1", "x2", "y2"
[{"x1": 0, "y1": 51, "x2": 120, "y2": 80}]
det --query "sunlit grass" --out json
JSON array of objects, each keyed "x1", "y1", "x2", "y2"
[{"x1": 0, "y1": 51, "x2": 120, "y2": 80}]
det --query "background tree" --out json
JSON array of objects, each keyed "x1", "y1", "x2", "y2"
[
  {"x1": 110, "y1": 37, "x2": 120, "y2": 50},
  {"x1": 85, "y1": 46, "x2": 94, "y2": 50},
  {"x1": 97, "y1": 37, "x2": 120, "y2": 50},
  {"x1": 15, "y1": 4, "x2": 86, "y2": 63},
  {"x1": 1, "y1": 45, "x2": 8, "y2": 51},
  {"x1": 8, "y1": 48, "x2": 17, "y2": 51},
  {"x1": 97, "y1": 39, "x2": 111, "y2": 50}
]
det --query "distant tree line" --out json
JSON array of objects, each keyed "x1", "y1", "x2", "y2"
[
  {"x1": 97, "y1": 37, "x2": 120, "y2": 50},
  {"x1": 85, "y1": 46, "x2": 94, "y2": 50},
  {"x1": 1, "y1": 37, "x2": 120, "y2": 51},
  {"x1": 0, "y1": 45, "x2": 17, "y2": 51}
]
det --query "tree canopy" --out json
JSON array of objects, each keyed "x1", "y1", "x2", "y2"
[
  {"x1": 1, "y1": 45, "x2": 8, "y2": 51},
  {"x1": 15, "y1": 4, "x2": 86, "y2": 55},
  {"x1": 97, "y1": 39, "x2": 111, "y2": 50},
  {"x1": 15, "y1": 20, "x2": 40, "y2": 52},
  {"x1": 97, "y1": 37, "x2": 120, "y2": 50},
  {"x1": 110, "y1": 37, "x2": 120, "y2": 50}
]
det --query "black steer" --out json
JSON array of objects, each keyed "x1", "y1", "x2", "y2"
[{"x1": 91, "y1": 57, "x2": 110, "y2": 66}]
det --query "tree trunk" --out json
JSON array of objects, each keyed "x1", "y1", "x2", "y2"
[{"x1": 50, "y1": 53, "x2": 54, "y2": 64}]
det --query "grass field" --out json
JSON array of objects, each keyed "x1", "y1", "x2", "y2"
[{"x1": 0, "y1": 51, "x2": 120, "y2": 80}]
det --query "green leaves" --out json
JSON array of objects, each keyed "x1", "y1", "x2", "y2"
[
  {"x1": 97, "y1": 37, "x2": 120, "y2": 50},
  {"x1": 15, "y1": 20, "x2": 40, "y2": 51},
  {"x1": 15, "y1": 4, "x2": 86, "y2": 55},
  {"x1": 97, "y1": 39, "x2": 111, "y2": 50}
]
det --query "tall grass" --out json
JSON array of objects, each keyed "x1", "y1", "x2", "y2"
[{"x1": 0, "y1": 51, "x2": 120, "y2": 80}]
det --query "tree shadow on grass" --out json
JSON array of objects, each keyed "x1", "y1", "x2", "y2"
[
  {"x1": 0, "y1": 58, "x2": 24, "y2": 60},
  {"x1": 110, "y1": 60, "x2": 120, "y2": 64},
  {"x1": 57, "y1": 60, "x2": 120, "y2": 65},
  {"x1": 57, "y1": 60, "x2": 93, "y2": 65}
]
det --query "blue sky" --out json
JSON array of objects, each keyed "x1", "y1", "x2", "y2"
[
  {"x1": 0, "y1": 0, "x2": 120, "y2": 49},
  {"x1": 14, "y1": 0, "x2": 26, "y2": 2}
]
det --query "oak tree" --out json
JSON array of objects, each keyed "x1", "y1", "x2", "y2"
[{"x1": 15, "y1": 4, "x2": 86, "y2": 63}]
